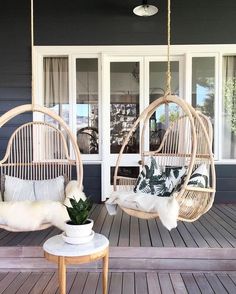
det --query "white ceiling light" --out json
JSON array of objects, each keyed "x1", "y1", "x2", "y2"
[{"x1": 133, "y1": 0, "x2": 158, "y2": 17}]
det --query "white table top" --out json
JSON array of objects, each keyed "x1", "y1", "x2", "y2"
[{"x1": 43, "y1": 233, "x2": 109, "y2": 257}]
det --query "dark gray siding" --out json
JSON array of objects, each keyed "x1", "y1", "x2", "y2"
[
  {"x1": 34, "y1": 0, "x2": 236, "y2": 45},
  {"x1": 0, "y1": 0, "x2": 236, "y2": 202},
  {"x1": 0, "y1": 1, "x2": 31, "y2": 157}
]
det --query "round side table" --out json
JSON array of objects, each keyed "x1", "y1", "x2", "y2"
[{"x1": 43, "y1": 233, "x2": 109, "y2": 294}]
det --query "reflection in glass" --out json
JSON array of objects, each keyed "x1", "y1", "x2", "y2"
[
  {"x1": 76, "y1": 59, "x2": 98, "y2": 154},
  {"x1": 110, "y1": 166, "x2": 140, "y2": 185},
  {"x1": 110, "y1": 62, "x2": 140, "y2": 154},
  {"x1": 192, "y1": 57, "x2": 215, "y2": 121},
  {"x1": 222, "y1": 56, "x2": 236, "y2": 159},
  {"x1": 149, "y1": 62, "x2": 179, "y2": 151},
  {"x1": 43, "y1": 57, "x2": 69, "y2": 126}
]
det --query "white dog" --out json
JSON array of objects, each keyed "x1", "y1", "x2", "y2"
[{"x1": 0, "y1": 181, "x2": 87, "y2": 231}]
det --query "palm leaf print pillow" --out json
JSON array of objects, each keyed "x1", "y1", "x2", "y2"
[
  {"x1": 134, "y1": 157, "x2": 186, "y2": 197},
  {"x1": 187, "y1": 164, "x2": 209, "y2": 188}
]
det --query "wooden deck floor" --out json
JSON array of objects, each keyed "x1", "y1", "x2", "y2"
[
  {"x1": 0, "y1": 204, "x2": 235, "y2": 272},
  {"x1": 0, "y1": 271, "x2": 235, "y2": 294},
  {"x1": 0, "y1": 204, "x2": 235, "y2": 248}
]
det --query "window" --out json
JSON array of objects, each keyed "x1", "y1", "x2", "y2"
[
  {"x1": 36, "y1": 45, "x2": 236, "y2": 200},
  {"x1": 76, "y1": 59, "x2": 99, "y2": 154},
  {"x1": 222, "y1": 56, "x2": 236, "y2": 159}
]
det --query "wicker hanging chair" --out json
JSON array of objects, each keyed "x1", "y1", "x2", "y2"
[
  {"x1": 0, "y1": 104, "x2": 83, "y2": 231},
  {"x1": 113, "y1": 95, "x2": 216, "y2": 222}
]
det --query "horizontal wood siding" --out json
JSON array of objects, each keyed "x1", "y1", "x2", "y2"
[
  {"x1": 83, "y1": 165, "x2": 101, "y2": 203},
  {"x1": 34, "y1": 0, "x2": 236, "y2": 45},
  {"x1": 0, "y1": 0, "x2": 31, "y2": 159}
]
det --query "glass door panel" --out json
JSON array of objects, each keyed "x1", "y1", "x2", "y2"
[
  {"x1": 110, "y1": 62, "x2": 140, "y2": 154},
  {"x1": 76, "y1": 59, "x2": 99, "y2": 154},
  {"x1": 149, "y1": 61, "x2": 180, "y2": 151},
  {"x1": 192, "y1": 57, "x2": 215, "y2": 121}
]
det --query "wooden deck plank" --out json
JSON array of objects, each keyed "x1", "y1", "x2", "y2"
[
  {"x1": 69, "y1": 272, "x2": 88, "y2": 294},
  {"x1": 192, "y1": 219, "x2": 221, "y2": 248},
  {"x1": 0, "y1": 272, "x2": 20, "y2": 294},
  {"x1": 130, "y1": 216, "x2": 140, "y2": 247},
  {"x1": 212, "y1": 206, "x2": 236, "y2": 229},
  {"x1": 30, "y1": 272, "x2": 54, "y2": 294},
  {"x1": 146, "y1": 272, "x2": 161, "y2": 294},
  {"x1": 100, "y1": 213, "x2": 114, "y2": 240},
  {"x1": 42, "y1": 272, "x2": 58, "y2": 294},
  {"x1": 118, "y1": 212, "x2": 130, "y2": 247},
  {"x1": 181, "y1": 273, "x2": 201, "y2": 294},
  {"x1": 217, "y1": 273, "x2": 236, "y2": 293},
  {"x1": 208, "y1": 209, "x2": 236, "y2": 238},
  {"x1": 147, "y1": 219, "x2": 163, "y2": 247},
  {"x1": 170, "y1": 273, "x2": 188, "y2": 294},
  {"x1": 205, "y1": 273, "x2": 228, "y2": 294},
  {"x1": 139, "y1": 219, "x2": 151, "y2": 247},
  {"x1": 122, "y1": 272, "x2": 135, "y2": 294},
  {"x1": 183, "y1": 222, "x2": 209, "y2": 248},
  {"x1": 39, "y1": 227, "x2": 61, "y2": 246},
  {"x1": 175, "y1": 222, "x2": 198, "y2": 247},
  {"x1": 193, "y1": 273, "x2": 214, "y2": 294},
  {"x1": 3, "y1": 232, "x2": 30, "y2": 247},
  {"x1": 93, "y1": 205, "x2": 107, "y2": 234},
  {"x1": 109, "y1": 208, "x2": 122, "y2": 246},
  {"x1": 158, "y1": 273, "x2": 174, "y2": 294},
  {"x1": 229, "y1": 272, "x2": 236, "y2": 284},
  {"x1": 216, "y1": 205, "x2": 236, "y2": 222},
  {"x1": 55, "y1": 272, "x2": 76, "y2": 294},
  {"x1": 2, "y1": 272, "x2": 30, "y2": 294},
  {"x1": 135, "y1": 272, "x2": 148, "y2": 294},
  {"x1": 82, "y1": 273, "x2": 99, "y2": 294},
  {"x1": 16, "y1": 272, "x2": 42, "y2": 294},
  {"x1": 169, "y1": 227, "x2": 186, "y2": 247},
  {"x1": 199, "y1": 215, "x2": 233, "y2": 248},
  {"x1": 203, "y1": 213, "x2": 236, "y2": 247},
  {"x1": 109, "y1": 273, "x2": 122, "y2": 294},
  {"x1": 156, "y1": 221, "x2": 174, "y2": 247}
]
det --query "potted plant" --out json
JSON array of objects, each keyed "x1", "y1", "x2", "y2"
[{"x1": 64, "y1": 197, "x2": 93, "y2": 241}]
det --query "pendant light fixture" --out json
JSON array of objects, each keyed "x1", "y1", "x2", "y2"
[{"x1": 133, "y1": 0, "x2": 158, "y2": 17}]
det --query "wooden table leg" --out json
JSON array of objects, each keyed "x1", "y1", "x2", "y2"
[
  {"x1": 59, "y1": 256, "x2": 66, "y2": 294},
  {"x1": 103, "y1": 248, "x2": 109, "y2": 294}
]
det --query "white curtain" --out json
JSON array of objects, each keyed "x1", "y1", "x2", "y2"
[{"x1": 44, "y1": 57, "x2": 69, "y2": 114}]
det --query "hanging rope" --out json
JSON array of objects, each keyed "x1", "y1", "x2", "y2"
[
  {"x1": 31, "y1": 0, "x2": 35, "y2": 108},
  {"x1": 165, "y1": 0, "x2": 172, "y2": 96}
]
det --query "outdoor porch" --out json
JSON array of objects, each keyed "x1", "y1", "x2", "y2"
[{"x1": 0, "y1": 204, "x2": 235, "y2": 293}]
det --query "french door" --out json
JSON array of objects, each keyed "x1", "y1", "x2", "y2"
[{"x1": 102, "y1": 56, "x2": 184, "y2": 199}]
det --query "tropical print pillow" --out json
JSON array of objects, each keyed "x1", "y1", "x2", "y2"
[
  {"x1": 134, "y1": 157, "x2": 186, "y2": 197},
  {"x1": 187, "y1": 164, "x2": 209, "y2": 188}
]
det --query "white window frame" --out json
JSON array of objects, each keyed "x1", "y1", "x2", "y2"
[{"x1": 34, "y1": 44, "x2": 236, "y2": 200}]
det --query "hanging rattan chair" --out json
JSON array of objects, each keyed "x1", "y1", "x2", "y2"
[
  {"x1": 0, "y1": 104, "x2": 83, "y2": 231},
  {"x1": 113, "y1": 95, "x2": 216, "y2": 222}
]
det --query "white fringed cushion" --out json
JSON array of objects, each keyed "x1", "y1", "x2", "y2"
[{"x1": 3, "y1": 175, "x2": 65, "y2": 202}]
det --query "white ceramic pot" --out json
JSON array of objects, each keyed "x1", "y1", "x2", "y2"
[{"x1": 64, "y1": 219, "x2": 94, "y2": 238}]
